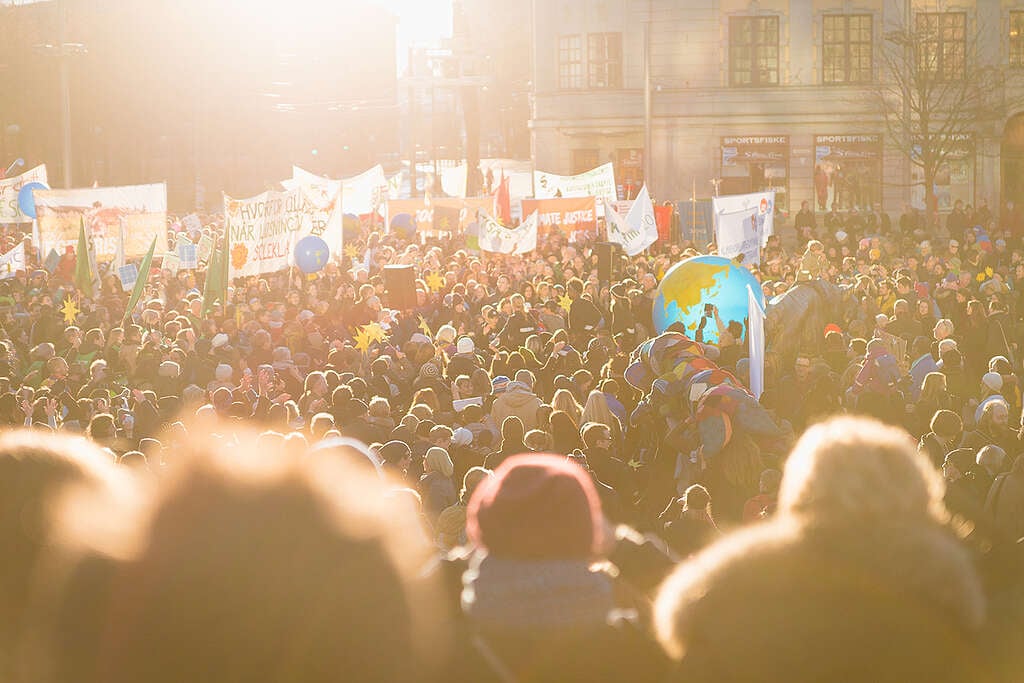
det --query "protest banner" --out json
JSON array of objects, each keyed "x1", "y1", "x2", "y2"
[
  {"x1": 0, "y1": 164, "x2": 47, "y2": 223},
  {"x1": 286, "y1": 164, "x2": 388, "y2": 216},
  {"x1": 0, "y1": 242, "x2": 26, "y2": 279},
  {"x1": 178, "y1": 242, "x2": 198, "y2": 269},
  {"x1": 197, "y1": 234, "x2": 214, "y2": 263},
  {"x1": 385, "y1": 197, "x2": 495, "y2": 232},
  {"x1": 118, "y1": 264, "x2": 139, "y2": 292},
  {"x1": 34, "y1": 183, "x2": 168, "y2": 261},
  {"x1": 163, "y1": 252, "x2": 181, "y2": 276},
  {"x1": 747, "y1": 285, "x2": 766, "y2": 400},
  {"x1": 224, "y1": 184, "x2": 342, "y2": 279},
  {"x1": 712, "y1": 191, "x2": 775, "y2": 265},
  {"x1": 602, "y1": 185, "x2": 658, "y2": 256},
  {"x1": 533, "y1": 163, "x2": 617, "y2": 206},
  {"x1": 478, "y1": 210, "x2": 539, "y2": 254},
  {"x1": 520, "y1": 196, "x2": 597, "y2": 236}
]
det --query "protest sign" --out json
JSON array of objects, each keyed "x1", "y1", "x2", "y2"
[
  {"x1": 163, "y1": 252, "x2": 181, "y2": 276},
  {"x1": 224, "y1": 184, "x2": 342, "y2": 279},
  {"x1": 286, "y1": 164, "x2": 388, "y2": 216},
  {"x1": 602, "y1": 185, "x2": 658, "y2": 256},
  {"x1": 0, "y1": 164, "x2": 47, "y2": 223},
  {"x1": 520, "y1": 197, "x2": 597, "y2": 236},
  {"x1": 197, "y1": 234, "x2": 214, "y2": 263},
  {"x1": 385, "y1": 197, "x2": 495, "y2": 232},
  {"x1": 533, "y1": 163, "x2": 617, "y2": 206},
  {"x1": 35, "y1": 183, "x2": 168, "y2": 261},
  {"x1": 0, "y1": 243, "x2": 26, "y2": 280},
  {"x1": 178, "y1": 242, "x2": 198, "y2": 269},
  {"x1": 712, "y1": 191, "x2": 775, "y2": 265},
  {"x1": 118, "y1": 264, "x2": 139, "y2": 292},
  {"x1": 478, "y1": 210, "x2": 539, "y2": 254}
]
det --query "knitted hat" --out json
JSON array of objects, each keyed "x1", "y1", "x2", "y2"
[
  {"x1": 451, "y1": 427, "x2": 473, "y2": 446},
  {"x1": 418, "y1": 362, "x2": 441, "y2": 382},
  {"x1": 211, "y1": 333, "x2": 229, "y2": 349},
  {"x1": 937, "y1": 338, "x2": 958, "y2": 355},
  {"x1": 466, "y1": 454, "x2": 603, "y2": 560},
  {"x1": 982, "y1": 372, "x2": 1004, "y2": 393},
  {"x1": 436, "y1": 324, "x2": 457, "y2": 344},
  {"x1": 491, "y1": 375, "x2": 510, "y2": 394},
  {"x1": 457, "y1": 336, "x2": 475, "y2": 354}
]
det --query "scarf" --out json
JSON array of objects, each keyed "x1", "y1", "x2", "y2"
[{"x1": 461, "y1": 554, "x2": 614, "y2": 632}]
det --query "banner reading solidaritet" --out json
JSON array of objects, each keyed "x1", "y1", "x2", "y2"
[
  {"x1": 225, "y1": 185, "x2": 342, "y2": 279},
  {"x1": 478, "y1": 210, "x2": 539, "y2": 254},
  {"x1": 35, "y1": 183, "x2": 168, "y2": 261},
  {"x1": 712, "y1": 191, "x2": 775, "y2": 266},
  {"x1": 520, "y1": 196, "x2": 597, "y2": 236},
  {"x1": 0, "y1": 165, "x2": 47, "y2": 223},
  {"x1": 533, "y1": 163, "x2": 617, "y2": 206}
]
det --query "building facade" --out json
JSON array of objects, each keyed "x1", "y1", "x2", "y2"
[{"x1": 531, "y1": 0, "x2": 1024, "y2": 216}]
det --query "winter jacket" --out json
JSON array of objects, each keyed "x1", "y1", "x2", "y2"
[{"x1": 490, "y1": 387, "x2": 543, "y2": 432}]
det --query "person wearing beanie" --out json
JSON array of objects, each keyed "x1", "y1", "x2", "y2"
[
  {"x1": 445, "y1": 454, "x2": 668, "y2": 683},
  {"x1": 975, "y1": 372, "x2": 1007, "y2": 426},
  {"x1": 419, "y1": 446, "x2": 457, "y2": 522},
  {"x1": 654, "y1": 417, "x2": 987, "y2": 683},
  {"x1": 447, "y1": 336, "x2": 481, "y2": 381}
]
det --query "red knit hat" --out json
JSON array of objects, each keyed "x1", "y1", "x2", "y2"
[{"x1": 466, "y1": 454, "x2": 603, "y2": 560}]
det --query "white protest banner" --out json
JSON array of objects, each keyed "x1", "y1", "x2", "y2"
[
  {"x1": 287, "y1": 164, "x2": 388, "y2": 216},
  {"x1": 603, "y1": 185, "x2": 658, "y2": 256},
  {"x1": 35, "y1": 183, "x2": 168, "y2": 261},
  {"x1": 534, "y1": 162, "x2": 617, "y2": 216},
  {"x1": 747, "y1": 284, "x2": 766, "y2": 400},
  {"x1": 712, "y1": 191, "x2": 775, "y2": 265},
  {"x1": 178, "y1": 242, "x2": 198, "y2": 269},
  {"x1": 0, "y1": 242, "x2": 26, "y2": 279},
  {"x1": 478, "y1": 210, "x2": 538, "y2": 255},
  {"x1": 163, "y1": 252, "x2": 181, "y2": 277},
  {"x1": 225, "y1": 184, "x2": 343, "y2": 279},
  {"x1": 0, "y1": 164, "x2": 47, "y2": 223},
  {"x1": 197, "y1": 234, "x2": 214, "y2": 263}
]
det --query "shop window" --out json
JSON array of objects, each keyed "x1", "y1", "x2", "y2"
[
  {"x1": 916, "y1": 12, "x2": 966, "y2": 81},
  {"x1": 730, "y1": 16, "x2": 780, "y2": 87},
  {"x1": 823, "y1": 14, "x2": 873, "y2": 84},
  {"x1": 558, "y1": 34, "x2": 584, "y2": 90},
  {"x1": 587, "y1": 33, "x2": 622, "y2": 89}
]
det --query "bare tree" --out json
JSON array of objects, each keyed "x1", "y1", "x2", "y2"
[{"x1": 873, "y1": 13, "x2": 1007, "y2": 222}]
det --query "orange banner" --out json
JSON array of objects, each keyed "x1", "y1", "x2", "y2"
[
  {"x1": 386, "y1": 197, "x2": 494, "y2": 232},
  {"x1": 520, "y1": 196, "x2": 597, "y2": 235}
]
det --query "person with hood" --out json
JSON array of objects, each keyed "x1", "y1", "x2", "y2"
[
  {"x1": 654, "y1": 417, "x2": 987, "y2": 683},
  {"x1": 850, "y1": 338, "x2": 901, "y2": 420},
  {"x1": 447, "y1": 454, "x2": 669, "y2": 683},
  {"x1": 419, "y1": 446, "x2": 457, "y2": 523},
  {"x1": 961, "y1": 399, "x2": 1016, "y2": 454},
  {"x1": 490, "y1": 372, "x2": 543, "y2": 432}
]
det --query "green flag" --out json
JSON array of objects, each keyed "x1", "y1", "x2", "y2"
[
  {"x1": 202, "y1": 236, "x2": 227, "y2": 315},
  {"x1": 122, "y1": 236, "x2": 157, "y2": 326},
  {"x1": 74, "y1": 217, "x2": 94, "y2": 298}
]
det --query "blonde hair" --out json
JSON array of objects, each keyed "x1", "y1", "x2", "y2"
[
  {"x1": 779, "y1": 416, "x2": 946, "y2": 524},
  {"x1": 581, "y1": 390, "x2": 616, "y2": 429},
  {"x1": 551, "y1": 389, "x2": 582, "y2": 426},
  {"x1": 424, "y1": 447, "x2": 454, "y2": 479}
]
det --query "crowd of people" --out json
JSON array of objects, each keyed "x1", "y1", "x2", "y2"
[{"x1": 0, "y1": 194, "x2": 1023, "y2": 681}]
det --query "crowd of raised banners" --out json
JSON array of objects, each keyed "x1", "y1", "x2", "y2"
[{"x1": 1, "y1": 159, "x2": 775, "y2": 270}]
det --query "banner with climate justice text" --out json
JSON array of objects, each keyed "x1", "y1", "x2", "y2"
[
  {"x1": 284, "y1": 164, "x2": 388, "y2": 216},
  {"x1": 0, "y1": 164, "x2": 47, "y2": 223},
  {"x1": 225, "y1": 184, "x2": 342, "y2": 279},
  {"x1": 35, "y1": 183, "x2": 168, "y2": 261},
  {"x1": 520, "y1": 196, "x2": 597, "y2": 236},
  {"x1": 478, "y1": 210, "x2": 539, "y2": 254},
  {"x1": 712, "y1": 191, "x2": 776, "y2": 266}
]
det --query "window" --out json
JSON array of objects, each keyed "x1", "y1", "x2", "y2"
[
  {"x1": 730, "y1": 16, "x2": 780, "y2": 87},
  {"x1": 1011, "y1": 11, "x2": 1024, "y2": 68},
  {"x1": 916, "y1": 12, "x2": 966, "y2": 80},
  {"x1": 823, "y1": 14, "x2": 873, "y2": 84},
  {"x1": 558, "y1": 35, "x2": 583, "y2": 89},
  {"x1": 587, "y1": 33, "x2": 622, "y2": 89}
]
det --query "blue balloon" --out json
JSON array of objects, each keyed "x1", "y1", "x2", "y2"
[
  {"x1": 18, "y1": 181, "x2": 48, "y2": 219},
  {"x1": 389, "y1": 212, "x2": 416, "y2": 237},
  {"x1": 294, "y1": 235, "x2": 330, "y2": 274}
]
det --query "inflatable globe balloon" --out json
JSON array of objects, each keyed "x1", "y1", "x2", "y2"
[
  {"x1": 294, "y1": 235, "x2": 329, "y2": 274},
  {"x1": 18, "y1": 181, "x2": 48, "y2": 219},
  {"x1": 652, "y1": 255, "x2": 764, "y2": 344}
]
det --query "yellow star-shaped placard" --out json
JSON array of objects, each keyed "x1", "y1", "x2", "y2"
[
  {"x1": 418, "y1": 315, "x2": 432, "y2": 338},
  {"x1": 61, "y1": 298, "x2": 79, "y2": 325},
  {"x1": 426, "y1": 272, "x2": 444, "y2": 293},
  {"x1": 558, "y1": 294, "x2": 572, "y2": 313},
  {"x1": 353, "y1": 326, "x2": 372, "y2": 354},
  {"x1": 344, "y1": 244, "x2": 360, "y2": 260},
  {"x1": 363, "y1": 322, "x2": 389, "y2": 345}
]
